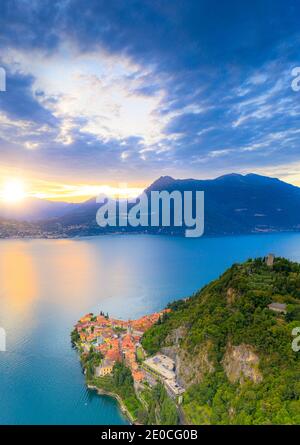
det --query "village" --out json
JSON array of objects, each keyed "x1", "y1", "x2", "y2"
[{"x1": 73, "y1": 309, "x2": 185, "y2": 402}]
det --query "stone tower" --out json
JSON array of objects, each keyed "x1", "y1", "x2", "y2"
[{"x1": 265, "y1": 253, "x2": 275, "y2": 267}]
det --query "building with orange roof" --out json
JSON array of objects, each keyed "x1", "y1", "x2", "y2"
[
  {"x1": 96, "y1": 315, "x2": 110, "y2": 325},
  {"x1": 75, "y1": 308, "x2": 172, "y2": 386},
  {"x1": 132, "y1": 370, "x2": 145, "y2": 383},
  {"x1": 122, "y1": 334, "x2": 135, "y2": 350},
  {"x1": 79, "y1": 313, "x2": 93, "y2": 323},
  {"x1": 79, "y1": 332, "x2": 87, "y2": 341},
  {"x1": 95, "y1": 359, "x2": 114, "y2": 377},
  {"x1": 106, "y1": 348, "x2": 121, "y2": 362}
]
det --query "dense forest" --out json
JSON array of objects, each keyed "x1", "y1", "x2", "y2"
[{"x1": 142, "y1": 257, "x2": 300, "y2": 424}]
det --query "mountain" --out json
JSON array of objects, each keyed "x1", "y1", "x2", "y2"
[
  {"x1": 145, "y1": 173, "x2": 300, "y2": 235},
  {"x1": 2, "y1": 172, "x2": 300, "y2": 238},
  {"x1": 141, "y1": 256, "x2": 300, "y2": 424},
  {"x1": 42, "y1": 172, "x2": 300, "y2": 237},
  {"x1": 0, "y1": 197, "x2": 75, "y2": 221}
]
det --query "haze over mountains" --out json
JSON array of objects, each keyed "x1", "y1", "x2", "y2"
[
  {"x1": 1, "y1": 173, "x2": 300, "y2": 238},
  {"x1": 0, "y1": 198, "x2": 75, "y2": 222}
]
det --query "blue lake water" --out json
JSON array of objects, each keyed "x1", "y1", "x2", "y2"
[{"x1": 1, "y1": 232, "x2": 300, "y2": 424}]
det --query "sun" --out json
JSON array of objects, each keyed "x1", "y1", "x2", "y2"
[{"x1": 1, "y1": 179, "x2": 27, "y2": 203}]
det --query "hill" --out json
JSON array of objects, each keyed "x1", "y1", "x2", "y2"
[{"x1": 142, "y1": 256, "x2": 300, "y2": 424}]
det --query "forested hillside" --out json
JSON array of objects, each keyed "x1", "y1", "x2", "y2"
[{"x1": 142, "y1": 257, "x2": 300, "y2": 424}]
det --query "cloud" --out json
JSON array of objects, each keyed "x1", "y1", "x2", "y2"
[
  {"x1": 1, "y1": 0, "x2": 300, "y2": 193},
  {"x1": 1, "y1": 43, "x2": 172, "y2": 146}
]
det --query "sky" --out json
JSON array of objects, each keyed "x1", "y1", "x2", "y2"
[{"x1": 0, "y1": 0, "x2": 300, "y2": 201}]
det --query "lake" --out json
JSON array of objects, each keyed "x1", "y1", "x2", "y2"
[{"x1": 1, "y1": 232, "x2": 300, "y2": 424}]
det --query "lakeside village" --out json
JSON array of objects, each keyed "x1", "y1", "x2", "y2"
[{"x1": 72, "y1": 310, "x2": 185, "y2": 404}]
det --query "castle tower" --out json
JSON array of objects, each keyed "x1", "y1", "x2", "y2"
[{"x1": 265, "y1": 253, "x2": 275, "y2": 267}]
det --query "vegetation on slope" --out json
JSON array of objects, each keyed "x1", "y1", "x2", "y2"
[
  {"x1": 142, "y1": 257, "x2": 300, "y2": 424},
  {"x1": 139, "y1": 383, "x2": 179, "y2": 425},
  {"x1": 88, "y1": 362, "x2": 142, "y2": 422},
  {"x1": 81, "y1": 353, "x2": 178, "y2": 425}
]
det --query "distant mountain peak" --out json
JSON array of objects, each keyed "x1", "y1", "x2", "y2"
[
  {"x1": 148, "y1": 176, "x2": 175, "y2": 189},
  {"x1": 216, "y1": 173, "x2": 243, "y2": 181},
  {"x1": 215, "y1": 172, "x2": 282, "y2": 184}
]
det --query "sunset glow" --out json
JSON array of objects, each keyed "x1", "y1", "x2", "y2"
[
  {"x1": 0, "y1": 174, "x2": 145, "y2": 204},
  {"x1": 1, "y1": 179, "x2": 26, "y2": 203}
]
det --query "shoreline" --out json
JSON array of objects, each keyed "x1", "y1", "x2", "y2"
[
  {"x1": 72, "y1": 339, "x2": 138, "y2": 425},
  {"x1": 73, "y1": 339, "x2": 138, "y2": 425},
  {"x1": 87, "y1": 384, "x2": 136, "y2": 425},
  {"x1": 2, "y1": 229, "x2": 300, "y2": 242}
]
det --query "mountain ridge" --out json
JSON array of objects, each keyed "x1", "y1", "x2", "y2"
[{"x1": 1, "y1": 173, "x2": 300, "y2": 238}]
